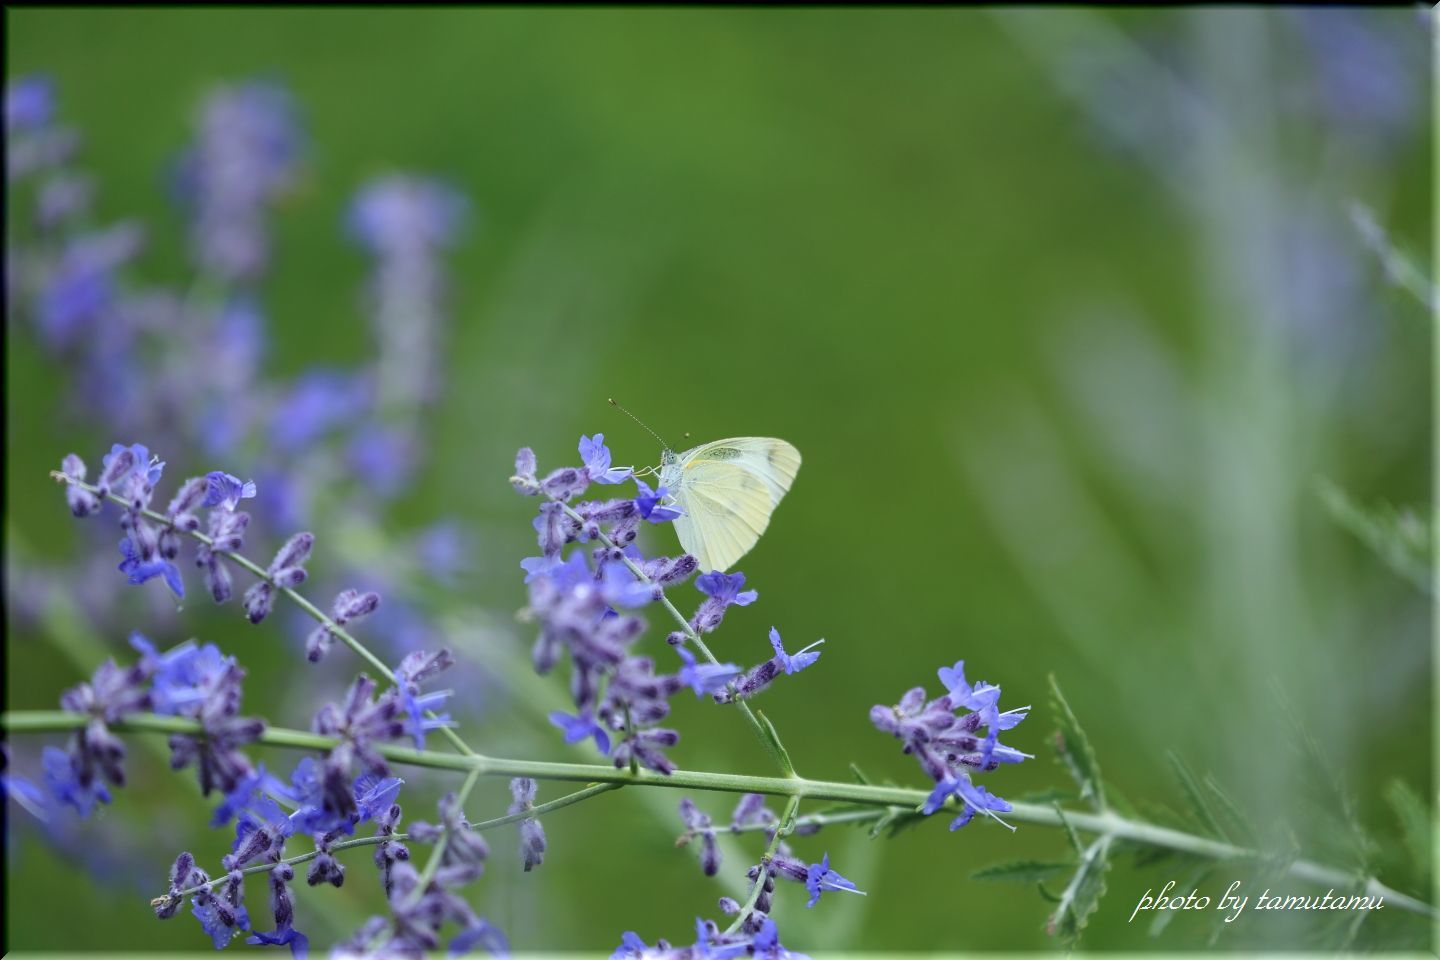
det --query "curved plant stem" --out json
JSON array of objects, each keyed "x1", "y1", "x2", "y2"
[
  {"x1": 724, "y1": 794, "x2": 801, "y2": 935},
  {"x1": 7, "y1": 710, "x2": 1432, "y2": 919},
  {"x1": 152, "y1": 781, "x2": 621, "y2": 908}
]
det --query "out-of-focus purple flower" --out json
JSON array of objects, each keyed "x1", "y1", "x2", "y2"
[
  {"x1": 38, "y1": 224, "x2": 146, "y2": 348},
  {"x1": 174, "y1": 80, "x2": 302, "y2": 282},
  {"x1": 203, "y1": 471, "x2": 257, "y2": 512},
  {"x1": 548, "y1": 710, "x2": 610, "y2": 756},
  {"x1": 579, "y1": 434, "x2": 632, "y2": 485},
  {"x1": 347, "y1": 175, "x2": 467, "y2": 256},
  {"x1": 414, "y1": 522, "x2": 472, "y2": 586},
  {"x1": 270, "y1": 370, "x2": 369, "y2": 452},
  {"x1": 42, "y1": 745, "x2": 110, "y2": 817},
  {"x1": 633, "y1": 480, "x2": 682, "y2": 524},
  {"x1": 6, "y1": 74, "x2": 54, "y2": 131},
  {"x1": 36, "y1": 173, "x2": 94, "y2": 230},
  {"x1": 166, "y1": 652, "x2": 266, "y2": 798},
  {"x1": 348, "y1": 426, "x2": 417, "y2": 500}
]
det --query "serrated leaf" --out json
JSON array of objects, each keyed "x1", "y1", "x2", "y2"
[
  {"x1": 1047, "y1": 836, "x2": 1112, "y2": 945},
  {"x1": 1049, "y1": 674, "x2": 1106, "y2": 812},
  {"x1": 1203, "y1": 773, "x2": 1256, "y2": 847},
  {"x1": 867, "y1": 807, "x2": 926, "y2": 840},
  {"x1": 1384, "y1": 779, "x2": 1433, "y2": 889},
  {"x1": 1166, "y1": 751, "x2": 1227, "y2": 840},
  {"x1": 1315, "y1": 477, "x2": 1431, "y2": 593},
  {"x1": 1053, "y1": 801, "x2": 1085, "y2": 855},
  {"x1": 753, "y1": 709, "x2": 796, "y2": 777},
  {"x1": 1148, "y1": 864, "x2": 1211, "y2": 938},
  {"x1": 973, "y1": 859, "x2": 1076, "y2": 884}
]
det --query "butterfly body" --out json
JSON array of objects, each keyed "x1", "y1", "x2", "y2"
[{"x1": 658, "y1": 437, "x2": 801, "y2": 573}]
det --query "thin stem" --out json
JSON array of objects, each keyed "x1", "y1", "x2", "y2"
[
  {"x1": 555, "y1": 500, "x2": 797, "y2": 777},
  {"x1": 154, "y1": 781, "x2": 621, "y2": 906},
  {"x1": 48, "y1": 472, "x2": 473, "y2": 758},
  {"x1": 8, "y1": 710, "x2": 1431, "y2": 919},
  {"x1": 406, "y1": 766, "x2": 483, "y2": 904},
  {"x1": 724, "y1": 794, "x2": 802, "y2": 935}
]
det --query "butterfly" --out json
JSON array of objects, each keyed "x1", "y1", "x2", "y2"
[{"x1": 657, "y1": 437, "x2": 802, "y2": 573}]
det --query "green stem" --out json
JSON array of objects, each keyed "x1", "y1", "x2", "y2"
[
  {"x1": 7, "y1": 710, "x2": 1431, "y2": 918},
  {"x1": 48, "y1": 472, "x2": 473, "y2": 759},
  {"x1": 555, "y1": 500, "x2": 797, "y2": 777},
  {"x1": 724, "y1": 794, "x2": 801, "y2": 935}
]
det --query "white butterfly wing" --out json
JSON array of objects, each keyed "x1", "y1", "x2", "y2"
[{"x1": 668, "y1": 438, "x2": 801, "y2": 572}]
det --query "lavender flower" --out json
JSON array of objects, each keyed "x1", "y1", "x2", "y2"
[
  {"x1": 117, "y1": 534, "x2": 185, "y2": 598},
  {"x1": 6, "y1": 74, "x2": 54, "y2": 131},
  {"x1": 507, "y1": 778, "x2": 547, "y2": 872},
  {"x1": 394, "y1": 648, "x2": 456, "y2": 750},
  {"x1": 870, "y1": 661, "x2": 1031, "y2": 831},
  {"x1": 633, "y1": 479, "x2": 682, "y2": 524},
  {"x1": 310, "y1": 675, "x2": 416, "y2": 823},
  {"x1": 306, "y1": 588, "x2": 381, "y2": 662},
  {"x1": 691, "y1": 570, "x2": 758, "y2": 634},
  {"x1": 678, "y1": 797, "x2": 720, "y2": 876},
  {"x1": 245, "y1": 861, "x2": 308, "y2": 958},
  {"x1": 675, "y1": 645, "x2": 741, "y2": 699},
  {"x1": 166, "y1": 654, "x2": 266, "y2": 797},
  {"x1": 579, "y1": 434, "x2": 633, "y2": 485},
  {"x1": 44, "y1": 655, "x2": 153, "y2": 815},
  {"x1": 548, "y1": 710, "x2": 611, "y2": 756},
  {"x1": 203, "y1": 471, "x2": 257, "y2": 512},
  {"x1": 244, "y1": 532, "x2": 313, "y2": 623},
  {"x1": 175, "y1": 81, "x2": 301, "y2": 282},
  {"x1": 60, "y1": 453, "x2": 100, "y2": 517},
  {"x1": 802, "y1": 854, "x2": 863, "y2": 908},
  {"x1": 197, "y1": 508, "x2": 250, "y2": 603}
]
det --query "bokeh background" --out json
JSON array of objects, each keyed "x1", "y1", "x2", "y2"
[{"x1": 4, "y1": 7, "x2": 1432, "y2": 954}]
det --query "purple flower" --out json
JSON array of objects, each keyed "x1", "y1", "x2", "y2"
[
  {"x1": 228, "y1": 796, "x2": 294, "y2": 869},
  {"x1": 579, "y1": 434, "x2": 633, "y2": 485},
  {"x1": 166, "y1": 655, "x2": 266, "y2": 797},
  {"x1": 548, "y1": 710, "x2": 611, "y2": 756},
  {"x1": 633, "y1": 479, "x2": 682, "y2": 524},
  {"x1": 769, "y1": 627, "x2": 823, "y2": 675},
  {"x1": 679, "y1": 797, "x2": 720, "y2": 876},
  {"x1": 348, "y1": 175, "x2": 467, "y2": 255},
  {"x1": 270, "y1": 370, "x2": 368, "y2": 452},
  {"x1": 59, "y1": 453, "x2": 100, "y2": 517},
  {"x1": 675, "y1": 645, "x2": 741, "y2": 699},
  {"x1": 803, "y1": 853, "x2": 863, "y2": 907},
  {"x1": 203, "y1": 471, "x2": 257, "y2": 512},
  {"x1": 117, "y1": 535, "x2": 185, "y2": 598},
  {"x1": 42, "y1": 745, "x2": 110, "y2": 817},
  {"x1": 691, "y1": 570, "x2": 757, "y2": 633},
  {"x1": 872, "y1": 663, "x2": 1030, "y2": 834},
  {"x1": 6, "y1": 74, "x2": 54, "y2": 130},
  {"x1": 507, "y1": 778, "x2": 547, "y2": 873}
]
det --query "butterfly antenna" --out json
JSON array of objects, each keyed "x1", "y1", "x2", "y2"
[{"x1": 608, "y1": 398, "x2": 672, "y2": 452}]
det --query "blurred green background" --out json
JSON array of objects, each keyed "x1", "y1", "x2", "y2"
[{"x1": 5, "y1": 7, "x2": 1431, "y2": 954}]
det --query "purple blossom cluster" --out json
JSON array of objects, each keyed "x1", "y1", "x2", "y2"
[
  {"x1": 512, "y1": 436, "x2": 822, "y2": 776},
  {"x1": 871, "y1": 661, "x2": 1032, "y2": 830},
  {"x1": 8, "y1": 75, "x2": 471, "y2": 683}
]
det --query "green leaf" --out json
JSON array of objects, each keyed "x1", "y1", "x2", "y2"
[
  {"x1": 1047, "y1": 836, "x2": 1112, "y2": 945},
  {"x1": 973, "y1": 859, "x2": 1076, "y2": 884},
  {"x1": 1203, "y1": 773, "x2": 1256, "y2": 847},
  {"x1": 1385, "y1": 779, "x2": 1433, "y2": 888},
  {"x1": 1315, "y1": 477, "x2": 1431, "y2": 593},
  {"x1": 753, "y1": 709, "x2": 796, "y2": 777},
  {"x1": 1049, "y1": 674, "x2": 1106, "y2": 812},
  {"x1": 848, "y1": 762, "x2": 872, "y2": 785},
  {"x1": 1036, "y1": 881, "x2": 1063, "y2": 903},
  {"x1": 1148, "y1": 864, "x2": 1211, "y2": 938},
  {"x1": 1053, "y1": 801, "x2": 1085, "y2": 856},
  {"x1": 867, "y1": 807, "x2": 927, "y2": 840},
  {"x1": 1166, "y1": 751, "x2": 1227, "y2": 840}
]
